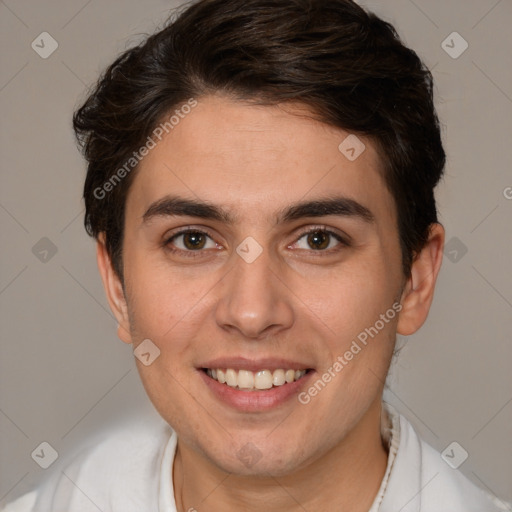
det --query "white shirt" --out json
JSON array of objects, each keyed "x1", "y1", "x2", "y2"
[{"x1": 3, "y1": 403, "x2": 509, "y2": 512}]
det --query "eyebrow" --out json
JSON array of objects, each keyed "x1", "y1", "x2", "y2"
[{"x1": 142, "y1": 195, "x2": 374, "y2": 225}]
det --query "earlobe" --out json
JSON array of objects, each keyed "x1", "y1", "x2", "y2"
[
  {"x1": 96, "y1": 234, "x2": 133, "y2": 345},
  {"x1": 117, "y1": 323, "x2": 132, "y2": 345},
  {"x1": 397, "y1": 223, "x2": 445, "y2": 336}
]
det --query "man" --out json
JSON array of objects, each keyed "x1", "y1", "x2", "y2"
[{"x1": 4, "y1": 0, "x2": 510, "y2": 510}]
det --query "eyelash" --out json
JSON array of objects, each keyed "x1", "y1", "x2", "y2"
[{"x1": 163, "y1": 226, "x2": 350, "y2": 259}]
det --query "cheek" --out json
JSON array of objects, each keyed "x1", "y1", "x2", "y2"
[
  {"x1": 123, "y1": 245, "x2": 209, "y2": 337},
  {"x1": 287, "y1": 262, "x2": 400, "y2": 391},
  {"x1": 290, "y1": 257, "x2": 397, "y2": 331}
]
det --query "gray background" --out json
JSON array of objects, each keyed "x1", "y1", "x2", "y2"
[{"x1": 1, "y1": 0, "x2": 511, "y2": 506}]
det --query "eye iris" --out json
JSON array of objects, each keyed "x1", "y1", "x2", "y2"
[
  {"x1": 307, "y1": 231, "x2": 329, "y2": 250},
  {"x1": 184, "y1": 232, "x2": 206, "y2": 250}
]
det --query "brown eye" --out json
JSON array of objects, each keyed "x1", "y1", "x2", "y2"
[
  {"x1": 166, "y1": 230, "x2": 217, "y2": 252},
  {"x1": 306, "y1": 231, "x2": 330, "y2": 250},
  {"x1": 291, "y1": 228, "x2": 347, "y2": 253},
  {"x1": 182, "y1": 232, "x2": 207, "y2": 250}
]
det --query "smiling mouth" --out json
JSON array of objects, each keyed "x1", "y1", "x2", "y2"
[{"x1": 202, "y1": 368, "x2": 312, "y2": 391}]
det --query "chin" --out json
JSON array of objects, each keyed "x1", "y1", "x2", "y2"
[{"x1": 202, "y1": 437, "x2": 309, "y2": 477}]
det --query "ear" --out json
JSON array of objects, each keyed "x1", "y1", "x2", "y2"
[
  {"x1": 96, "y1": 233, "x2": 133, "y2": 344},
  {"x1": 397, "y1": 223, "x2": 445, "y2": 336}
]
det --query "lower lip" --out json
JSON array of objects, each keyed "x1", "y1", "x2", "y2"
[{"x1": 198, "y1": 369, "x2": 315, "y2": 412}]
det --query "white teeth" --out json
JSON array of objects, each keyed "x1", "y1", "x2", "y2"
[
  {"x1": 205, "y1": 368, "x2": 308, "y2": 390},
  {"x1": 272, "y1": 369, "x2": 285, "y2": 386},
  {"x1": 238, "y1": 369, "x2": 254, "y2": 389},
  {"x1": 225, "y1": 369, "x2": 237, "y2": 387},
  {"x1": 254, "y1": 370, "x2": 273, "y2": 390}
]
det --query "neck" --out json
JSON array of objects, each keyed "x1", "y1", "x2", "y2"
[{"x1": 173, "y1": 398, "x2": 388, "y2": 512}]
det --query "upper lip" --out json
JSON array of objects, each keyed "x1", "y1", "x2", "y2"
[{"x1": 198, "y1": 357, "x2": 314, "y2": 372}]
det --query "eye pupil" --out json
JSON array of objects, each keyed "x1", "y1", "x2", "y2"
[
  {"x1": 184, "y1": 232, "x2": 206, "y2": 250},
  {"x1": 307, "y1": 231, "x2": 329, "y2": 250}
]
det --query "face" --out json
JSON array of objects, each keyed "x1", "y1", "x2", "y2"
[{"x1": 98, "y1": 94, "x2": 441, "y2": 477}]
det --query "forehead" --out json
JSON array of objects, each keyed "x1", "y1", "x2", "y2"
[{"x1": 126, "y1": 94, "x2": 396, "y2": 227}]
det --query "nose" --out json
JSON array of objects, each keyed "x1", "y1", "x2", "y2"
[{"x1": 214, "y1": 247, "x2": 294, "y2": 340}]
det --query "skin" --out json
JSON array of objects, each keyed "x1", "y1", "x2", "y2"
[{"x1": 97, "y1": 94, "x2": 444, "y2": 512}]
